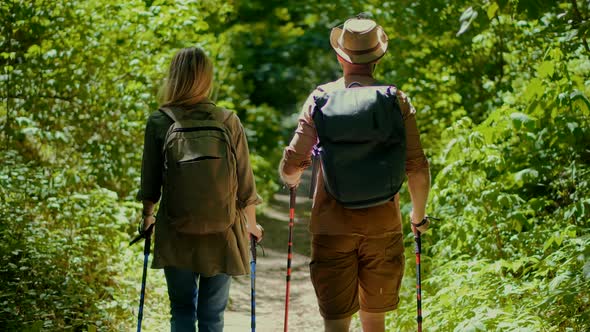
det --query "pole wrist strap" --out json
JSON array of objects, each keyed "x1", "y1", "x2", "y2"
[{"x1": 411, "y1": 217, "x2": 429, "y2": 227}]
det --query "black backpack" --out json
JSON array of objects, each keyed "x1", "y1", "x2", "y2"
[{"x1": 311, "y1": 84, "x2": 406, "y2": 209}]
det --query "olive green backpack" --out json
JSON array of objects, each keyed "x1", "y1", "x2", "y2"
[{"x1": 160, "y1": 106, "x2": 237, "y2": 234}]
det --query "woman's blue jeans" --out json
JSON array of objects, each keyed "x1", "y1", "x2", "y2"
[{"x1": 164, "y1": 266, "x2": 231, "y2": 332}]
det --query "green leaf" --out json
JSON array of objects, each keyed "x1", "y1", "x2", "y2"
[
  {"x1": 570, "y1": 90, "x2": 590, "y2": 111},
  {"x1": 510, "y1": 112, "x2": 536, "y2": 130},
  {"x1": 457, "y1": 21, "x2": 471, "y2": 36},
  {"x1": 497, "y1": 194, "x2": 510, "y2": 207},
  {"x1": 537, "y1": 61, "x2": 555, "y2": 78},
  {"x1": 460, "y1": 7, "x2": 475, "y2": 21},
  {"x1": 548, "y1": 273, "x2": 569, "y2": 291},
  {"x1": 1, "y1": 51, "x2": 16, "y2": 59},
  {"x1": 487, "y1": 2, "x2": 499, "y2": 20},
  {"x1": 513, "y1": 168, "x2": 539, "y2": 185},
  {"x1": 566, "y1": 122, "x2": 579, "y2": 134},
  {"x1": 457, "y1": 7, "x2": 478, "y2": 36},
  {"x1": 544, "y1": 236, "x2": 554, "y2": 251},
  {"x1": 524, "y1": 78, "x2": 544, "y2": 101},
  {"x1": 274, "y1": 7, "x2": 290, "y2": 21},
  {"x1": 27, "y1": 45, "x2": 41, "y2": 57},
  {"x1": 29, "y1": 320, "x2": 43, "y2": 332}
]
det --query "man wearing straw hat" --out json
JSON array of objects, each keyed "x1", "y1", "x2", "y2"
[{"x1": 279, "y1": 16, "x2": 431, "y2": 332}]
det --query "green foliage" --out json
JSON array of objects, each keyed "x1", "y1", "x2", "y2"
[
  {"x1": 1, "y1": 0, "x2": 589, "y2": 330},
  {"x1": 0, "y1": 0, "x2": 285, "y2": 329},
  {"x1": 0, "y1": 150, "x2": 139, "y2": 330},
  {"x1": 388, "y1": 1, "x2": 590, "y2": 331}
]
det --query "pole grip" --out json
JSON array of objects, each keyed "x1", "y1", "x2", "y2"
[{"x1": 250, "y1": 235, "x2": 257, "y2": 262}]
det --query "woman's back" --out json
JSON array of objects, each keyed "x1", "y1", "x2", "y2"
[{"x1": 139, "y1": 101, "x2": 260, "y2": 276}]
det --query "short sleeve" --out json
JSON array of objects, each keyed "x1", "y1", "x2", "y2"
[{"x1": 398, "y1": 90, "x2": 429, "y2": 173}]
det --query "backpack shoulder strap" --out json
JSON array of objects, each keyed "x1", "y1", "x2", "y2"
[
  {"x1": 311, "y1": 85, "x2": 331, "y2": 114},
  {"x1": 159, "y1": 105, "x2": 231, "y2": 126},
  {"x1": 209, "y1": 107, "x2": 233, "y2": 125},
  {"x1": 159, "y1": 107, "x2": 179, "y2": 122}
]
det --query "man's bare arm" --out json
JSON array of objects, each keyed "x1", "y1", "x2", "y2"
[{"x1": 407, "y1": 167, "x2": 431, "y2": 231}]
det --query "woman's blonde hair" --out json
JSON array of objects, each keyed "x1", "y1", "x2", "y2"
[{"x1": 160, "y1": 47, "x2": 213, "y2": 107}]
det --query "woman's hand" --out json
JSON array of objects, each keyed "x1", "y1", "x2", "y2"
[
  {"x1": 140, "y1": 200, "x2": 156, "y2": 235},
  {"x1": 244, "y1": 204, "x2": 263, "y2": 242},
  {"x1": 248, "y1": 223, "x2": 264, "y2": 242},
  {"x1": 141, "y1": 215, "x2": 156, "y2": 235}
]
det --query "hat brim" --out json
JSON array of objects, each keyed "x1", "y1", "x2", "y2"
[{"x1": 329, "y1": 26, "x2": 388, "y2": 64}]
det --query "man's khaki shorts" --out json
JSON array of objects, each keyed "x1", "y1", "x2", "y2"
[{"x1": 309, "y1": 233, "x2": 405, "y2": 320}]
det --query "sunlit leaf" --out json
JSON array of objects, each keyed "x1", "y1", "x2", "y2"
[
  {"x1": 537, "y1": 61, "x2": 555, "y2": 78},
  {"x1": 487, "y1": 2, "x2": 500, "y2": 20}
]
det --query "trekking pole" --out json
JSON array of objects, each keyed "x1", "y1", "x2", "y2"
[
  {"x1": 413, "y1": 216, "x2": 437, "y2": 332},
  {"x1": 250, "y1": 235, "x2": 257, "y2": 332},
  {"x1": 130, "y1": 223, "x2": 154, "y2": 332},
  {"x1": 413, "y1": 228, "x2": 423, "y2": 332},
  {"x1": 284, "y1": 186, "x2": 296, "y2": 332}
]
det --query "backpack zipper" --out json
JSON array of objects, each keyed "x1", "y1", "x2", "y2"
[{"x1": 177, "y1": 156, "x2": 221, "y2": 165}]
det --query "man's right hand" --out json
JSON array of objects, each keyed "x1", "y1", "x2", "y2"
[{"x1": 411, "y1": 214, "x2": 430, "y2": 234}]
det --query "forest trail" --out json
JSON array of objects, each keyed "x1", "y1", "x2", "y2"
[{"x1": 224, "y1": 170, "x2": 327, "y2": 331}]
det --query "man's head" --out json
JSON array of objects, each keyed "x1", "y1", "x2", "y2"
[{"x1": 330, "y1": 17, "x2": 388, "y2": 65}]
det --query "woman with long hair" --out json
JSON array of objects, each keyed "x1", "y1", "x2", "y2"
[{"x1": 137, "y1": 47, "x2": 263, "y2": 332}]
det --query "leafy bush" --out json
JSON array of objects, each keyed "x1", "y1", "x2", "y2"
[
  {"x1": 0, "y1": 150, "x2": 140, "y2": 330},
  {"x1": 389, "y1": 1, "x2": 590, "y2": 331}
]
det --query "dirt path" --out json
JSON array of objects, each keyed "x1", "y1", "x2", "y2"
[
  {"x1": 224, "y1": 171, "x2": 325, "y2": 331},
  {"x1": 224, "y1": 249, "x2": 321, "y2": 331}
]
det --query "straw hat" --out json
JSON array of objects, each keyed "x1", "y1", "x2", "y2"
[{"x1": 330, "y1": 18, "x2": 388, "y2": 64}]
